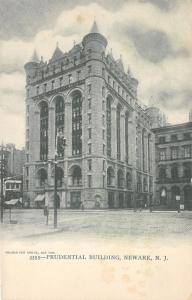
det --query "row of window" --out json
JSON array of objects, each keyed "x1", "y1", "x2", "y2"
[
  {"x1": 159, "y1": 163, "x2": 192, "y2": 179},
  {"x1": 159, "y1": 145, "x2": 192, "y2": 161},
  {"x1": 159, "y1": 132, "x2": 191, "y2": 143},
  {"x1": 5, "y1": 183, "x2": 21, "y2": 190}
]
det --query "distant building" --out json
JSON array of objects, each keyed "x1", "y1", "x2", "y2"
[
  {"x1": 23, "y1": 21, "x2": 155, "y2": 209},
  {"x1": 6, "y1": 144, "x2": 25, "y2": 177},
  {"x1": 145, "y1": 106, "x2": 167, "y2": 129},
  {"x1": 152, "y1": 122, "x2": 192, "y2": 210}
]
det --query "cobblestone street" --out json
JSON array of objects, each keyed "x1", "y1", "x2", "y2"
[{"x1": 1, "y1": 209, "x2": 192, "y2": 241}]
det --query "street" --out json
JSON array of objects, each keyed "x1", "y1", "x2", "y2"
[{"x1": 1, "y1": 209, "x2": 192, "y2": 241}]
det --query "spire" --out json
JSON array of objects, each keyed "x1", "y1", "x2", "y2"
[
  {"x1": 30, "y1": 49, "x2": 40, "y2": 63},
  {"x1": 90, "y1": 20, "x2": 99, "y2": 34},
  {"x1": 116, "y1": 55, "x2": 124, "y2": 72},
  {"x1": 51, "y1": 43, "x2": 64, "y2": 61}
]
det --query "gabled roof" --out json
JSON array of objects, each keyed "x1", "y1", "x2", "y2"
[{"x1": 51, "y1": 44, "x2": 64, "y2": 61}]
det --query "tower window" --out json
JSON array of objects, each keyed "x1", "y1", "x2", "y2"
[{"x1": 72, "y1": 92, "x2": 82, "y2": 156}]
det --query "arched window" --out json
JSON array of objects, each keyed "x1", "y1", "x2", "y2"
[
  {"x1": 106, "y1": 96, "x2": 112, "y2": 157},
  {"x1": 40, "y1": 102, "x2": 48, "y2": 161},
  {"x1": 125, "y1": 112, "x2": 129, "y2": 163},
  {"x1": 37, "y1": 169, "x2": 47, "y2": 187},
  {"x1": 107, "y1": 167, "x2": 114, "y2": 186},
  {"x1": 72, "y1": 91, "x2": 82, "y2": 156},
  {"x1": 117, "y1": 169, "x2": 124, "y2": 188},
  {"x1": 117, "y1": 105, "x2": 121, "y2": 160},
  {"x1": 72, "y1": 166, "x2": 82, "y2": 186},
  {"x1": 55, "y1": 96, "x2": 65, "y2": 157},
  {"x1": 56, "y1": 167, "x2": 64, "y2": 187},
  {"x1": 126, "y1": 172, "x2": 132, "y2": 189},
  {"x1": 171, "y1": 164, "x2": 178, "y2": 179}
]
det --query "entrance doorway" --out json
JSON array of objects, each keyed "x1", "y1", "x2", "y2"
[
  {"x1": 70, "y1": 192, "x2": 81, "y2": 209},
  {"x1": 108, "y1": 192, "x2": 115, "y2": 208}
]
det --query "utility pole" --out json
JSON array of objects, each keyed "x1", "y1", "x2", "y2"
[
  {"x1": 1, "y1": 142, "x2": 4, "y2": 223},
  {"x1": 54, "y1": 152, "x2": 57, "y2": 229}
]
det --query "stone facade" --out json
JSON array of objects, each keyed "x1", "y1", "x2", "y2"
[
  {"x1": 23, "y1": 22, "x2": 155, "y2": 209},
  {"x1": 152, "y1": 122, "x2": 192, "y2": 210}
]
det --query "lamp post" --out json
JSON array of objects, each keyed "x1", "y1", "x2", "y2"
[{"x1": 53, "y1": 131, "x2": 66, "y2": 229}]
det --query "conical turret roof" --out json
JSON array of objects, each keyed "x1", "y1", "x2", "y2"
[
  {"x1": 51, "y1": 43, "x2": 64, "y2": 61},
  {"x1": 90, "y1": 20, "x2": 99, "y2": 34},
  {"x1": 30, "y1": 50, "x2": 40, "y2": 63}
]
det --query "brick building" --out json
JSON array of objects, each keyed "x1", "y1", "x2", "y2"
[
  {"x1": 152, "y1": 121, "x2": 192, "y2": 210},
  {"x1": 23, "y1": 21, "x2": 155, "y2": 209}
]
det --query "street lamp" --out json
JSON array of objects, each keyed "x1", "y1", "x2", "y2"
[{"x1": 54, "y1": 131, "x2": 66, "y2": 229}]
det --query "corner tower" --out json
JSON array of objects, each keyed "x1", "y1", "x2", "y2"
[{"x1": 82, "y1": 21, "x2": 107, "y2": 55}]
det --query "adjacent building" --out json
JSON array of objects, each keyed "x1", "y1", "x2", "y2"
[
  {"x1": 23, "y1": 21, "x2": 155, "y2": 209},
  {"x1": 152, "y1": 121, "x2": 192, "y2": 210}
]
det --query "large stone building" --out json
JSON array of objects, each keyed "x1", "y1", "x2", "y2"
[
  {"x1": 23, "y1": 21, "x2": 155, "y2": 209},
  {"x1": 152, "y1": 120, "x2": 192, "y2": 210}
]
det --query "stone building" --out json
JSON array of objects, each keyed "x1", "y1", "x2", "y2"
[
  {"x1": 23, "y1": 21, "x2": 155, "y2": 209},
  {"x1": 152, "y1": 121, "x2": 192, "y2": 210}
]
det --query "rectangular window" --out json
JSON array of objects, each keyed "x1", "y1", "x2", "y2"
[
  {"x1": 88, "y1": 98, "x2": 91, "y2": 109},
  {"x1": 26, "y1": 167, "x2": 29, "y2": 176},
  {"x1": 36, "y1": 86, "x2": 39, "y2": 95},
  {"x1": 68, "y1": 74, "x2": 72, "y2": 84},
  {"x1": 159, "y1": 136, "x2": 166, "y2": 143},
  {"x1": 88, "y1": 159, "x2": 92, "y2": 171},
  {"x1": 26, "y1": 154, "x2": 29, "y2": 162},
  {"x1": 183, "y1": 132, "x2": 191, "y2": 140},
  {"x1": 102, "y1": 115, "x2": 105, "y2": 126},
  {"x1": 27, "y1": 88, "x2": 30, "y2": 97},
  {"x1": 88, "y1": 175, "x2": 92, "y2": 188},
  {"x1": 88, "y1": 113, "x2": 92, "y2": 124},
  {"x1": 102, "y1": 129, "x2": 105, "y2": 140},
  {"x1": 183, "y1": 146, "x2": 191, "y2": 158},
  {"x1": 77, "y1": 70, "x2": 81, "y2": 81},
  {"x1": 88, "y1": 144, "x2": 92, "y2": 154},
  {"x1": 103, "y1": 144, "x2": 105, "y2": 155},
  {"x1": 159, "y1": 149, "x2": 166, "y2": 161},
  {"x1": 51, "y1": 80, "x2": 55, "y2": 89},
  {"x1": 103, "y1": 160, "x2": 105, "y2": 171},
  {"x1": 26, "y1": 180, "x2": 29, "y2": 191},
  {"x1": 88, "y1": 84, "x2": 92, "y2": 94},
  {"x1": 44, "y1": 83, "x2": 47, "y2": 92},
  {"x1": 103, "y1": 175, "x2": 105, "y2": 188},
  {"x1": 171, "y1": 147, "x2": 178, "y2": 159},
  {"x1": 102, "y1": 86, "x2": 105, "y2": 97},
  {"x1": 59, "y1": 77, "x2": 63, "y2": 86},
  {"x1": 102, "y1": 68, "x2": 105, "y2": 77},
  {"x1": 88, "y1": 128, "x2": 91, "y2": 139},
  {"x1": 171, "y1": 134, "x2": 178, "y2": 142},
  {"x1": 102, "y1": 100, "x2": 105, "y2": 111}
]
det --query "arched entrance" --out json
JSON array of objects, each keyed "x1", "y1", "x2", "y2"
[{"x1": 184, "y1": 186, "x2": 192, "y2": 210}]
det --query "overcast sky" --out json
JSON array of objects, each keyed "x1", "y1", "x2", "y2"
[{"x1": 0, "y1": 0, "x2": 192, "y2": 148}]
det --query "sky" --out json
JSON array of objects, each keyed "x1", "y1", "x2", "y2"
[{"x1": 0, "y1": 0, "x2": 192, "y2": 149}]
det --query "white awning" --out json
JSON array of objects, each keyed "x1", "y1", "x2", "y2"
[
  {"x1": 5, "y1": 199, "x2": 21, "y2": 206},
  {"x1": 34, "y1": 194, "x2": 45, "y2": 202}
]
